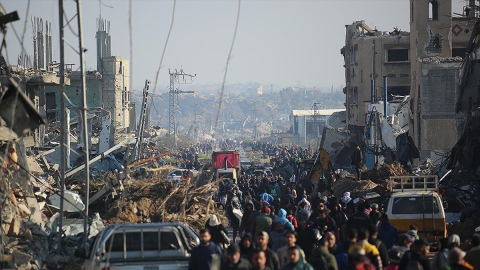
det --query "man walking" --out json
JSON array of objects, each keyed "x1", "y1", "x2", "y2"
[
  {"x1": 351, "y1": 144, "x2": 363, "y2": 180},
  {"x1": 189, "y1": 229, "x2": 223, "y2": 270}
]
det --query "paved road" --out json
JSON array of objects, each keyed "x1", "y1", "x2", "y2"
[{"x1": 226, "y1": 226, "x2": 241, "y2": 244}]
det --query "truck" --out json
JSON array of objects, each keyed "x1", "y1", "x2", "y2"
[
  {"x1": 385, "y1": 175, "x2": 447, "y2": 243},
  {"x1": 212, "y1": 150, "x2": 240, "y2": 184},
  {"x1": 212, "y1": 150, "x2": 240, "y2": 169},
  {"x1": 83, "y1": 222, "x2": 199, "y2": 270}
]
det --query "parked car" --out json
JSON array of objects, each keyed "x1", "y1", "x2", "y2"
[{"x1": 83, "y1": 222, "x2": 199, "y2": 270}]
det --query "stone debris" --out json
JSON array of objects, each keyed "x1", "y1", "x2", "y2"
[
  {"x1": 419, "y1": 56, "x2": 464, "y2": 64},
  {"x1": 360, "y1": 162, "x2": 409, "y2": 183}
]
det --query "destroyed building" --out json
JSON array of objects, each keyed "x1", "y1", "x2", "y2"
[
  {"x1": 341, "y1": 20, "x2": 411, "y2": 137},
  {"x1": 341, "y1": 0, "x2": 473, "y2": 162},
  {"x1": 44, "y1": 18, "x2": 132, "y2": 132},
  {"x1": 409, "y1": 0, "x2": 471, "y2": 159}
]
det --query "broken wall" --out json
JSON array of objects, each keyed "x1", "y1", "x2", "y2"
[
  {"x1": 343, "y1": 23, "x2": 410, "y2": 129},
  {"x1": 413, "y1": 62, "x2": 463, "y2": 158}
]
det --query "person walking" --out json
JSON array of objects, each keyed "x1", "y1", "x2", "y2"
[
  {"x1": 189, "y1": 229, "x2": 223, "y2": 270},
  {"x1": 251, "y1": 249, "x2": 272, "y2": 270},
  {"x1": 227, "y1": 188, "x2": 243, "y2": 242},
  {"x1": 277, "y1": 231, "x2": 306, "y2": 267},
  {"x1": 280, "y1": 246, "x2": 314, "y2": 270},
  {"x1": 270, "y1": 222, "x2": 287, "y2": 252},
  {"x1": 205, "y1": 214, "x2": 229, "y2": 247},
  {"x1": 309, "y1": 236, "x2": 338, "y2": 270},
  {"x1": 296, "y1": 217, "x2": 316, "y2": 260},
  {"x1": 257, "y1": 231, "x2": 281, "y2": 270},
  {"x1": 377, "y1": 213, "x2": 399, "y2": 250},
  {"x1": 221, "y1": 244, "x2": 253, "y2": 270},
  {"x1": 239, "y1": 233, "x2": 256, "y2": 259},
  {"x1": 241, "y1": 200, "x2": 256, "y2": 236},
  {"x1": 398, "y1": 239, "x2": 431, "y2": 270},
  {"x1": 443, "y1": 247, "x2": 473, "y2": 270},
  {"x1": 255, "y1": 206, "x2": 274, "y2": 241},
  {"x1": 351, "y1": 144, "x2": 363, "y2": 180}
]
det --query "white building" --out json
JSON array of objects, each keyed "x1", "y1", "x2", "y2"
[{"x1": 290, "y1": 109, "x2": 345, "y2": 138}]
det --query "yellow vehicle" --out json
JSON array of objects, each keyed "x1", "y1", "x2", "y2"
[{"x1": 385, "y1": 175, "x2": 447, "y2": 241}]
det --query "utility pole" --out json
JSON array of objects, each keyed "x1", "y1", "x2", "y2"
[
  {"x1": 76, "y1": 0, "x2": 91, "y2": 250},
  {"x1": 251, "y1": 102, "x2": 257, "y2": 141},
  {"x1": 371, "y1": 40, "x2": 377, "y2": 104},
  {"x1": 188, "y1": 103, "x2": 200, "y2": 143},
  {"x1": 131, "y1": 80, "x2": 150, "y2": 162},
  {"x1": 168, "y1": 68, "x2": 195, "y2": 149},
  {"x1": 57, "y1": 0, "x2": 66, "y2": 254},
  {"x1": 313, "y1": 102, "x2": 320, "y2": 138}
]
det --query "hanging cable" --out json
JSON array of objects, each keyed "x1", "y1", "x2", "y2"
[
  {"x1": 151, "y1": 0, "x2": 177, "y2": 100},
  {"x1": 213, "y1": 0, "x2": 241, "y2": 138}
]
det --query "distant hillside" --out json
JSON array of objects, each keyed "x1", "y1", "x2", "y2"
[{"x1": 130, "y1": 84, "x2": 345, "y2": 136}]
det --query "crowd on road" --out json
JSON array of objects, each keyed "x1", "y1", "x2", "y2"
[{"x1": 187, "y1": 142, "x2": 479, "y2": 270}]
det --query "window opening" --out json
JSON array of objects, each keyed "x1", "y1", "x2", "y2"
[{"x1": 429, "y1": 0, "x2": 438, "y2": 21}]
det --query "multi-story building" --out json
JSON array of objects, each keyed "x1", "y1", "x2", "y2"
[
  {"x1": 44, "y1": 18, "x2": 131, "y2": 130},
  {"x1": 342, "y1": 21, "x2": 411, "y2": 137},
  {"x1": 342, "y1": 0, "x2": 473, "y2": 159},
  {"x1": 409, "y1": 0, "x2": 471, "y2": 158}
]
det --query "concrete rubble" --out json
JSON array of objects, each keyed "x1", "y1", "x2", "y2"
[{"x1": 0, "y1": 121, "x2": 219, "y2": 269}]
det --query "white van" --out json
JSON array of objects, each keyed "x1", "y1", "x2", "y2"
[{"x1": 385, "y1": 176, "x2": 447, "y2": 241}]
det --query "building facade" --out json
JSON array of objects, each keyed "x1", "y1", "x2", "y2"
[
  {"x1": 342, "y1": 0, "x2": 473, "y2": 158},
  {"x1": 342, "y1": 21, "x2": 411, "y2": 133}
]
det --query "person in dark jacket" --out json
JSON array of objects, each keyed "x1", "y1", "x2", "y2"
[
  {"x1": 241, "y1": 200, "x2": 256, "y2": 235},
  {"x1": 205, "y1": 214, "x2": 229, "y2": 247},
  {"x1": 398, "y1": 239, "x2": 431, "y2": 270},
  {"x1": 351, "y1": 145, "x2": 363, "y2": 180},
  {"x1": 248, "y1": 202, "x2": 262, "y2": 237},
  {"x1": 240, "y1": 233, "x2": 256, "y2": 258},
  {"x1": 281, "y1": 246, "x2": 314, "y2": 270},
  {"x1": 296, "y1": 217, "x2": 316, "y2": 260},
  {"x1": 257, "y1": 231, "x2": 281, "y2": 270},
  {"x1": 189, "y1": 229, "x2": 223, "y2": 270},
  {"x1": 369, "y1": 203, "x2": 382, "y2": 225},
  {"x1": 221, "y1": 244, "x2": 253, "y2": 270},
  {"x1": 309, "y1": 236, "x2": 338, "y2": 270},
  {"x1": 368, "y1": 224, "x2": 389, "y2": 268},
  {"x1": 228, "y1": 189, "x2": 243, "y2": 241},
  {"x1": 312, "y1": 210, "x2": 338, "y2": 237},
  {"x1": 377, "y1": 213, "x2": 399, "y2": 250},
  {"x1": 280, "y1": 187, "x2": 295, "y2": 212},
  {"x1": 251, "y1": 248, "x2": 273, "y2": 270},
  {"x1": 346, "y1": 203, "x2": 373, "y2": 233}
]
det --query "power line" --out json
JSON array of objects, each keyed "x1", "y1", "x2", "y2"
[
  {"x1": 151, "y1": 0, "x2": 177, "y2": 99},
  {"x1": 213, "y1": 0, "x2": 241, "y2": 138},
  {"x1": 129, "y1": 0, "x2": 133, "y2": 95}
]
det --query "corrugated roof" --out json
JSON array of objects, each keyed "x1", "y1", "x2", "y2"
[{"x1": 291, "y1": 109, "x2": 345, "y2": 116}]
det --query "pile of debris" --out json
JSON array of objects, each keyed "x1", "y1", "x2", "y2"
[
  {"x1": 361, "y1": 162, "x2": 408, "y2": 183},
  {"x1": 90, "y1": 177, "x2": 222, "y2": 234},
  {"x1": 441, "y1": 171, "x2": 480, "y2": 242},
  {"x1": 333, "y1": 177, "x2": 379, "y2": 200}
]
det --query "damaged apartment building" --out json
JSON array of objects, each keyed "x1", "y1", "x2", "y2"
[
  {"x1": 1, "y1": 17, "x2": 134, "y2": 167},
  {"x1": 44, "y1": 18, "x2": 132, "y2": 131},
  {"x1": 342, "y1": 0, "x2": 474, "y2": 163}
]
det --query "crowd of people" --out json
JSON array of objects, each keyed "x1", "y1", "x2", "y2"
[
  {"x1": 190, "y1": 190, "x2": 480, "y2": 270},
  {"x1": 185, "y1": 141, "x2": 478, "y2": 270}
]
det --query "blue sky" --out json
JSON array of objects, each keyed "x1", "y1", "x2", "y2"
[{"x1": 2, "y1": 0, "x2": 467, "y2": 89}]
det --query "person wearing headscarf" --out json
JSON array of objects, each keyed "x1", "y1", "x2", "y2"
[
  {"x1": 205, "y1": 214, "x2": 229, "y2": 246},
  {"x1": 341, "y1": 192, "x2": 355, "y2": 216},
  {"x1": 448, "y1": 234, "x2": 461, "y2": 249}
]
